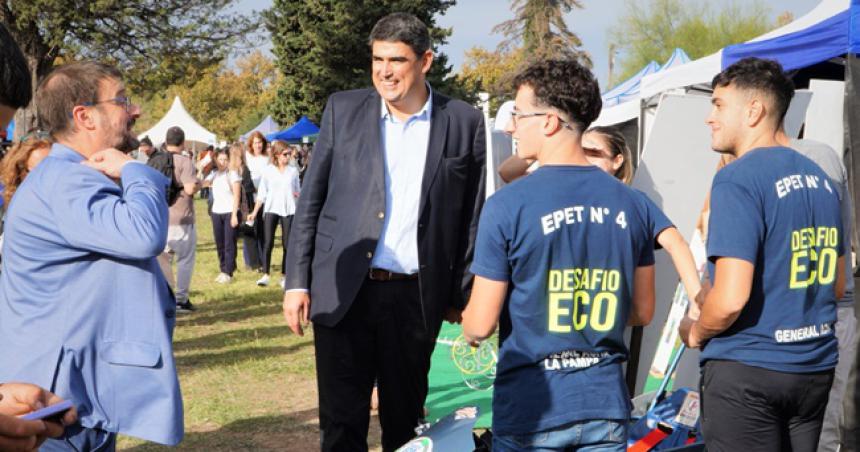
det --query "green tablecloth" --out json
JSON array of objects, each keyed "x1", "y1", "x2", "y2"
[{"x1": 425, "y1": 322, "x2": 494, "y2": 429}]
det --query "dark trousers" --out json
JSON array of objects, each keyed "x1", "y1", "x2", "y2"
[
  {"x1": 313, "y1": 278, "x2": 436, "y2": 452},
  {"x1": 261, "y1": 213, "x2": 292, "y2": 275},
  {"x1": 701, "y1": 360, "x2": 834, "y2": 452},
  {"x1": 210, "y1": 213, "x2": 237, "y2": 276}
]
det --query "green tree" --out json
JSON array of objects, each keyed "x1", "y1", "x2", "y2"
[
  {"x1": 263, "y1": 0, "x2": 463, "y2": 124},
  {"x1": 494, "y1": 0, "x2": 591, "y2": 66},
  {"x1": 136, "y1": 51, "x2": 280, "y2": 141},
  {"x1": 456, "y1": 46, "x2": 525, "y2": 115},
  {"x1": 608, "y1": 0, "x2": 775, "y2": 87},
  {"x1": 2, "y1": 0, "x2": 253, "y2": 136}
]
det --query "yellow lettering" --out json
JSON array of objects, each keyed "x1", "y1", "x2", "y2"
[
  {"x1": 790, "y1": 249, "x2": 809, "y2": 289},
  {"x1": 548, "y1": 292, "x2": 572, "y2": 333},
  {"x1": 573, "y1": 291, "x2": 589, "y2": 331},
  {"x1": 548, "y1": 270, "x2": 562, "y2": 292},
  {"x1": 818, "y1": 248, "x2": 838, "y2": 285},
  {"x1": 590, "y1": 292, "x2": 618, "y2": 332}
]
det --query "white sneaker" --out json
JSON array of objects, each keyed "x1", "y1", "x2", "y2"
[
  {"x1": 279, "y1": 276, "x2": 286, "y2": 289},
  {"x1": 215, "y1": 273, "x2": 231, "y2": 284},
  {"x1": 256, "y1": 274, "x2": 270, "y2": 286}
]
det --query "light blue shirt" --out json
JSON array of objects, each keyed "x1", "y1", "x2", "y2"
[{"x1": 371, "y1": 88, "x2": 433, "y2": 273}]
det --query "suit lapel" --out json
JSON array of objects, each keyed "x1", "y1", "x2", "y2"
[
  {"x1": 363, "y1": 91, "x2": 385, "y2": 197},
  {"x1": 419, "y1": 97, "x2": 449, "y2": 215}
]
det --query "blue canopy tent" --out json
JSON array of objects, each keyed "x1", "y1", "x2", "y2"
[
  {"x1": 602, "y1": 48, "x2": 691, "y2": 108},
  {"x1": 239, "y1": 115, "x2": 280, "y2": 142},
  {"x1": 266, "y1": 116, "x2": 320, "y2": 143}
]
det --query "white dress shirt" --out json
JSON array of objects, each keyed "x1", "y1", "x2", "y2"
[
  {"x1": 370, "y1": 89, "x2": 433, "y2": 274},
  {"x1": 257, "y1": 164, "x2": 301, "y2": 217}
]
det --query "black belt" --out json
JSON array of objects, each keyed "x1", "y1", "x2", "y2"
[{"x1": 368, "y1": 268, "x2": 418, "y2": 281}]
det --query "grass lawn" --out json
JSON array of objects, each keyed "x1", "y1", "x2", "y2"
[{"x1": 118, "y1": 199, "x2": 382, "y2": 451}]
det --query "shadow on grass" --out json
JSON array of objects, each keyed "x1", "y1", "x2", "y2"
[
  {"x1": 121, "y1": 408, "x2": 354, "y2": 451},
  {"x1": 174, "y1": 325, "x2": 294, "y2": 352},
  {"x1": 176, "y1": 338, "x2": 312, "y2": 370}
]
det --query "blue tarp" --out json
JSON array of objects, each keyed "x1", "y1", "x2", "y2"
[
  {"x1": 4, "y1": 120, "x2": 14, "y2": 140},
  {"x1": 603, "y1": 48, "x2": 690, "y2": 108},
  {"x1": 239, "y1": 115, "x2": 280, "y2": 142},
  {"x1": 266, "y1": 116, "x2": 320, "y2": 143},
  {"x1": 723, "y1": 0, "x2": 860, "y2": 70}
]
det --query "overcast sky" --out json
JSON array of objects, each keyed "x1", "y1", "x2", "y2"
[{"x1": 238, "y1": 0, "x2": 821, "y2": 86}]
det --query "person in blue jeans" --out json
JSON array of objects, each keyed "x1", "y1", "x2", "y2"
[{"x1": 462, "y1": 59, "x2": 656, "y2": 451}]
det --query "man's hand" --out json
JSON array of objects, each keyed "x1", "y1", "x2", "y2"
[
  {"x1": 283, "y1": 291, "x2": 311, "y2": 336},
  {"x1": 82, "y1": 148, "x2": 134, "y2": 179},
  {"x1": 444, "y1": 307, "x2": 463, "y2": 324},
  {"x1": 679, "y1": 316, "x2": 702, "y2": 349},
  {"x1": 0, "y1": 383, "x2": 77, "y2": 450}
]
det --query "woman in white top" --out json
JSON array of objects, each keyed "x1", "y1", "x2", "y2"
[
  {"x1": 202, "y1": 147, "x2": 242, "y2": 283},
  {"x1": 249, "y1": 141, "x2": 301, "y2": 287}
]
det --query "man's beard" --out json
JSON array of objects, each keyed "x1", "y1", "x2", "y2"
[{"x1": 113, "y1": 118, "x2": 138, "y2": 153}]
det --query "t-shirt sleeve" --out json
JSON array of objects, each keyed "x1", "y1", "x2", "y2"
[
  {"x1": 633, "y1": 197, "x2": 656, "y2": 267},
  {"x1": 175, "y1": 156, "x2": 198, "y2": 185},
  {"x1": 204, "y1": 172, "x2": 215, "y2": 183},
  {"x1": 707, "y1": 181, "x2": 763, "y2": 264},
  {"x1": 639, "y1": 192, "x2": 674, "y2": 249},
  {"x1": 228, "y1": 170, "x2": 241, "y2": 184},
  {"x1": 470, "y1": 198, "x2": 511, "y2": 281}
]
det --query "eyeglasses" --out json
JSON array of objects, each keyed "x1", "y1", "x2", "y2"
[
  {"x1": 510, "y1": 110, "x2": 574, "y2": 131},
  {"x1": 81, "y1": 96, "x2": 134, "y2": 113}
]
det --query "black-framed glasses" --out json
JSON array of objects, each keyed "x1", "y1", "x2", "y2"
[
  {"x1": 81, "y1": 96, "x2": 134, "y2": 113},
  {"x1": 510, "y1": 110, "x2": 574, "y2": 130}
]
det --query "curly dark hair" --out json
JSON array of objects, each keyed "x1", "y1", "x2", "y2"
[
  {"x1": 511, "y1": 59, "x2": 602, "y2": 133},
  {"x1": 712, "y1": 57, "x2": 794, "y2": 126}
]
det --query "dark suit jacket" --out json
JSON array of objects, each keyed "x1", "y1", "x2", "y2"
[{"x1": 285, "y1": 88, "x2": 486, "y2": 332}]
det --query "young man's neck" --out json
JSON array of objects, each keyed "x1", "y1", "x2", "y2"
[
  {"x1": 538, "y1": 134, "x2": 591, "y2": 166},
  {"x1": 732, "y1": 129, "x2": 780, "y2": 159},
  {"x1": 166, "y1": 145, "x2": 183, "y2": 154}
]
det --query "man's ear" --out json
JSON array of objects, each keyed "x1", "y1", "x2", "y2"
[
  {"x1": 70, "y1": 105, "x2": 96, "y2": 132},
  {"x1": 420, "y1": 50, "x2": 434, "y2": 74},
  {"x1": 746, "y1": 98, "x2": 767, "y2": 128}
]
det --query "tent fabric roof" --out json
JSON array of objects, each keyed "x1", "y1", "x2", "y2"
[
  {"x1": 640, "y1": 0, "x2": 852, "y2": 98},
  {"x1": 722, "y1": 0, "x2": 860, "y2": 71},
  {"x1": 266, "y1": 116, "x2": 320, "y2": 143},
  {"x1": 602, "y1": 48, "x2": 691, "y2": 108},
  {"x1": 239, "y1": 115, "x2": 280, "y2": 142},
  {"x1": 137, "y1": 96, "x2": 216, "y2": 146},
  {"x1": 594, "y1": 48, "x2": 691, "y2": 125}
]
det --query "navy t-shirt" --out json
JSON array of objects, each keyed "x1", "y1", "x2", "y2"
[
  {"x1": 703, "y1": 147, "x2": 843, "y2": 373},
  {"x1": 635, "y1": 189, "x2": 674, "y2": 248},
  {"x1": 471, "y1": 165, "x2": 655, "y2": 435}
]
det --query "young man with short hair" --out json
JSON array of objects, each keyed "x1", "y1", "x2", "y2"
[
  {"x1": 681, "y1": 57, "x2": 846, "y2": 451},
  {"x1": 462, "y1": 59, "x2": 656, "y2": 451}
]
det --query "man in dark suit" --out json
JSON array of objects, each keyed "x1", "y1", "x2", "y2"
[{"x1": 282, "y1": 12, "x2": 486, "y2": 452}]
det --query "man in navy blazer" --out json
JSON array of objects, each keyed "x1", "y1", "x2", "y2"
[
  {"x1": 0, "y1": 61, "x2": 183, "y2": 450},
  {"x1": 283, "y1": 12, "x2": 486, "y2": 452}
]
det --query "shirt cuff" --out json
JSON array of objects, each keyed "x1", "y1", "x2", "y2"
[{"x1": 285, "y1": 288, "x2": 308, "y2": 294}]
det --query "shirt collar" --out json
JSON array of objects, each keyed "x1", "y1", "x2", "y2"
[
  {"x1": 49, "y1": 142, "x2": 86, "y2": 163},
  {"x1": 380, "y1": 83, "x2": 433, "y2": 123}
]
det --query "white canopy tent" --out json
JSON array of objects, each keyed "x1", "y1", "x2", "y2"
[{"x1": 137, "y1": 96, "x2": 217, "y2": 147}]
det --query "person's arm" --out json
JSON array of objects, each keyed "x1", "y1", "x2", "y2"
[
  {"x1": 67, "y1": 149, "x2": 169, "y2": 259},
  {"x1": 628, "y1": 265, "x2": 656, "y2": 326},
  {"x1": 248, "y1": 173, "x2": 267, "y2": 222},
  {"x1": 835, "y1": 255, "x2": 846, "y2": 300},
  {"x1": 681, "y1": 257, "x2": 753, "y2": 347},
  {"x1": 292, "y1": 168, "x2": 301, "y2": 198},
  {"x1": 282, "y1": 95, "x2": 337, "y2": 335},
  {"x1": 497, "y1": 154, "x2": 530, "y2": 183},
  {"x1": 656, "y1": 227, "x2": 702, "y2": 304},
  {"x1": 449, "y1": 113, "x2": 487, "y2": 320},
  {"x1": 462, "y1": 276, "x2": 508, "y2": 343},
  {"x1": 230, "y1": 173, "x2": 241, "y2": 228}
]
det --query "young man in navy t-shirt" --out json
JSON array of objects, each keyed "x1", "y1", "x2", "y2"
[
  {"x1": 680, "y1": 58, "x2": 846, "y2": 451},
  {"x1": 462, "y1": 59, "x2": 656, "y2": 451}
]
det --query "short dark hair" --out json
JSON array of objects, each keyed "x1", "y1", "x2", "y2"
[
  {"x1": 712, "y1": 57, "x2": 794, "y2": 125},
  {"x1": 512, "y1": 59, "x2": 602, "y2": 133},
  {"x1": 35, "y1": 61, "x2": 123, "y2": 137},
  {"x1": 139, "y1": 136, "x2": 153, "y2": 147},
  {"x1": 0, "y1": 23, "x2": 32, "y2": 109},
  {"x1": 368, "y1": 12, "x2": 431, "y2": 56},
  {"x1": 165, "y1": 126, "x2": 185, "y2": 146}
]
